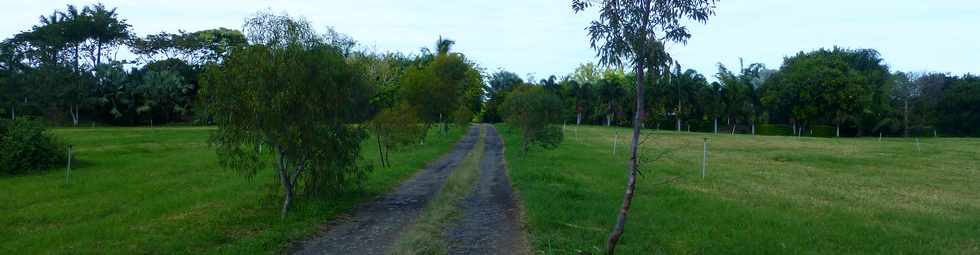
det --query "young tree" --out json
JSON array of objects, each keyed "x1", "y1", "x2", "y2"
[
  {"x1": 501, "y1": 85, "x2": 564, "y2": 154},
  {"x1": 572, "y1": 0, "x2": 717, "y2": 253},
  {"x1": 370, "y1": 103, "x2": 425, "y2": 168},
  {"x1": 202, "y1": 12, "x2": 371, "y2": 218}
]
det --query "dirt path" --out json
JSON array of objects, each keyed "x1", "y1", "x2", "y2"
[
  {"x1": 444, "y1": 125, "x2": 530, "y2": 255},
  {"x1": 292, "y1": 126, "x2": 480, "y2": 255}
]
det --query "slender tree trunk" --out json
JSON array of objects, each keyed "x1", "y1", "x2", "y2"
[
  {"x1": 96, "y1": 41, "x2": 103, "y2": 68},
  {"x1": 70, "y1": 105, "x2": 80, "y2": 126},
  {"x1": 751, "y1": 123, "x2": 756, "y2": 136},
  {"x1": 376, "y1": 133, "x2": 386, "y2": 167},
  {"x1": 714, "y1": 117, "x2": 718, "y2": 134},
  {"x1": 792, "y1": 121, "x2": 797, "y2": 135},
  {"x1": 836, "y1": 124, "x2": 840, "y2": 137},
  {"x1": 384, "y1": 145, "x2": 391, "y2": 168},
  {"x1": 440, "y1": 114, "x2": 447, "y2": 135},
  {"x1": 676, "y1": 102, "x2": 682, "y2": 132},
  {"x1": 903, "y1": 99, "x2": 910, "y2": 137},
  {"x1": 731, "y1": 119, "x2": 736, "y2": 135},
  {"x1": 577, "y1": 112, "x2": 583, "y2": 125},
  {"x1": 276, "y1": 152, "x2": 293, "y2": 219},
  {"x1": 606, "y1": 62, "x2": 647, "y2": 255}
]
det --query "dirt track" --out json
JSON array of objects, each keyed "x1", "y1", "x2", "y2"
[
  {"x1": 292, "y1": 126, "x2": 480, "y2": 255},
  {"x1": 444, "y1": 125, "x2": 530, "y2": 255},
  {"x1": 292, "y1": 124, "x2": 528, "y2": 255}
]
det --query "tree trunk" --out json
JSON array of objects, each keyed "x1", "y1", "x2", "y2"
[
  {"x1": 606, "y1": 62, "x2": 646, "y2": 255},
  {"x1": 751, "y1": 123, "x2": 756, "y2": 136},
  {"x1": 792, "y1": 122, "x2": 797, "y2": 135},
  {"x1": 440, "y1": 114, "x2": 447, "y2": 135},
  {"x1": 376, "y1": 133, "x2": 386, "y2": 167},
  {"x1": 676, "y1": 102, "x2": 682, "y2": 132},
  {"x1": 836, "y1": 124, "x2": 840, "y2": 137},
  {"x1": 713, "y1": 117, "x2": 718, "y2": 134},
  {"x1": 70, "y1": 105, "x2": 80, "y2": 126},
  {"x1": 606, "y1": 112, "x2": 612, "y2": 126},
  {"x1": 731, "y1": 119, "x2": 736, "y2": 135},
  {"x1": 577, "y1": 112, "x2": 583, "y2": 125},
  {"x1": 384, "y1": 145, "x2": 391, "y2": 168},
  {"x1": 903, "y1": 99, "x2": 910, "y2": 137},
  {"x1": 276, "y1": 152, "x2": 293, "y2": 219},
  {"x1": 96, "y1": 41, "x2": 103, "y2": 68}
]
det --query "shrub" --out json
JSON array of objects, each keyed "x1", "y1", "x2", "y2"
[
  {"x1": 757, "y1": 124, "x2": 794, "y2": 136},
  {"x1": 810, "y1": 125, "x2": 836, "y2": 138},
  {"x1": 0, "y1": 118, "x2": 66, "y2": 175}
]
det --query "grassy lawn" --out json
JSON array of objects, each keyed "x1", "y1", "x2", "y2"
[
  {"x1": 0, "y1": 126, "x2": 465, "y2": 254},
  {"x1": 498, "y1": 124, "x2": 980, "y2": 254}
]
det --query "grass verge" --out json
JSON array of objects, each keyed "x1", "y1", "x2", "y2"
[
  {"x1": 0, "y1": 126, "x2": 465, "y2": 254},
  {"x1": 390, "y1": 125, "x2": 485, "y2": 255}
]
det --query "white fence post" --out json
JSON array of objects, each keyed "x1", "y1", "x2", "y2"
[
  {"x1": 66, "y1": 145, "x2": 72, "y2": 185},
  {"x1": 702, "y1": 138, "x2": 708, "y2": 179}
]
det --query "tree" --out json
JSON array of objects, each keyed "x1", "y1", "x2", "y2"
[
  {"x1": 201, "y1": 12, "x2": 371, "y2": 218},
  {"x1": 938, "y1": 75, "x2": 980, "y2": 136},
  {"x1": 572, "y1": 0, "x2": 717, "y2": 253},
  {"x1": 370, "y1": 103, "x2": 424, "y2": 168},
  {"x1": 400, "y1": 37, "x2": 482, "y2": 136},
  {"x1": 891, "y1": 71, "x2": 917, "y2": 137},
  {"x1": 501, "y1": 85, "x2": 564, "y2": 154},
  {"x1": 483, "y1": 70, "x2": 523, "y2": 123}
]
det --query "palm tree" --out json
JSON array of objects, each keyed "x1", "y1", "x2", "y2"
[{"x1": 435, "y1": 36, "x2": 454, "y2": 55}]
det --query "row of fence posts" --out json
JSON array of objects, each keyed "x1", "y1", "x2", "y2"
[{"x1": 606, "y1": 130, "x2": 711, "y2": 180}]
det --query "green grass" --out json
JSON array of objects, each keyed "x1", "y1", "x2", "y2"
[
  {"x1": 499, "y1": 124, "x2": 980, "y2": 254},
  {"x1": 392, "y1": 125, "x2": 485, "y2": 255},
  {"x1": 0, "y1": 126, "x2": 465, "y2": 254}
]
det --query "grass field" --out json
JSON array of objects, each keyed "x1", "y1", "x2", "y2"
[
  {"x1": 499, "y1": 124, "x2": 980, "y2": 254},
  {"x1": 0, "y1": 126, "x2": 464, "y2": 254}
]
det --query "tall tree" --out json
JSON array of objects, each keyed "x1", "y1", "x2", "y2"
[{"x1": 572, "y1": 0, "x2": 717, "y2": 253}]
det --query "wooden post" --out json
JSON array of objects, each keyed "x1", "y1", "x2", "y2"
[
  {"x1": 702, "y1": 138, "x2": 708, "y2": 179},
  {"x1": 66, "y1": 145, "x2": 72, "y2": 184}
]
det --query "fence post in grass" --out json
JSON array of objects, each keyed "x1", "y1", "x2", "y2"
[
  {"x1": 613, "y1": 133, "x2": 618, "y2": 155},
  {"x1": 702, "y1": 138, "x2": 708, "y2": 179},
  {"x1": 66, "y1": 144, "x2": 72, "y2": 185}
]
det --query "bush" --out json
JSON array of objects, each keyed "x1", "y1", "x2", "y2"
[
  {"x1": 0, "y1": 118, "x2": 66, "y2": 175},
  {"x1": 757, "y1": 124, "x2": 794, "y2": 136},
  {"x1": 810, "y1": 125, "x2": 836, "y2": 138}
]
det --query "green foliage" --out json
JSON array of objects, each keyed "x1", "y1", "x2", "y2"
[
  {"x1": 0, "y1": 118, "x2": 65, "y2": 175},
  {"x1": 370, "y1": 104, "x2": 426, "y2": 167},
  {"x1": 201, "y1": 11, "x2": 372, "y2": 217},
  {"x1": 399, "y1": 37, "x2": 483, "y2": 135},
  {"x1": 756, "y1": 124, "x2": 794, "y2": 136},
  {"x1": 501, "y1": 85, "x2": 564, "y2": 154},
  {"x1": 453, "y1": 106, "x2": 472, "y2": 128},
  {"x1": 939, "y1": 75, "x2": 980, "y2": 136},
  {"x1": 483, "y1": 70, "x2": 523, "y2": 123}
]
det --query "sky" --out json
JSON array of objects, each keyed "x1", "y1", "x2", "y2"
[{"x1": 2, "y1": 0, "x2": 978, "y2": 81}]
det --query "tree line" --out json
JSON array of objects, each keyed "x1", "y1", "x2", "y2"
[{"x1": 484, "y1": 48, "x2": 980, "y2": 137}]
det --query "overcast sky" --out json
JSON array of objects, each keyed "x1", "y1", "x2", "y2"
[{"x1": 2, "y1": 0, "x2": 978, "y2": 81}]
